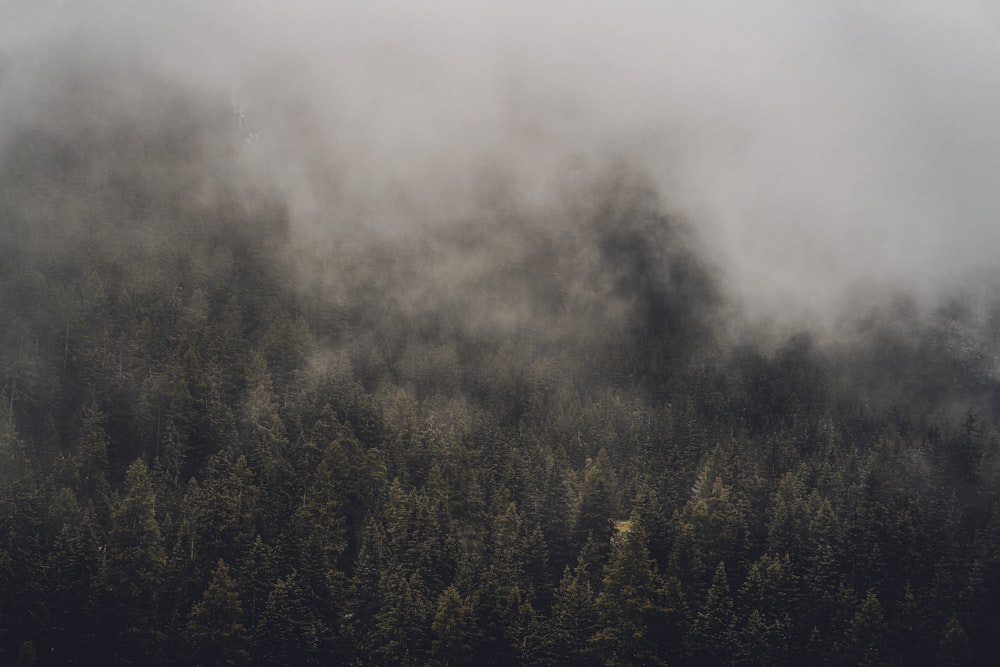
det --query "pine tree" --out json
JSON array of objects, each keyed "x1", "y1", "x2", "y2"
[
  {"x1": 547, "y1": 561, "x2": 599, "y2": 667},
  {"x1": 103, "y1": 458, "x2": 168, "y2": 662},
  {"x1": 289, "y1": 446, "x2": 349, "y2": 655},
  {"x1": 738, "y1": 553, "x2": 797, "y2": 663},
  {"x1": 72, "y1": 400, "x2": 112, "y2": 524},
  {"x1": 0, "y1": 400, "x2": 33, "y2": 487},
  {"x1": 937, "y1": 615, "x2": 971, "y2": 666},
  {"x1": 738, "y1": 610, "x2": 791, "y2": 667},
  {"x1": 888, "y1": 583, "x2": 934, "y2": 664},
  {"x1": 174, "y1": 453, "x2": 259, "y2": 600},
  {"x1": 256, "y1": 570, "x2": 322, "y2": 666},
  {"x1": 592, "y1": 521, "x2": 663, "y2": 666},
  {"x1": 0, "y1": 447, "x2": 46, "y2": 663},
  {"x1": 523, "y1": 444, "x2": 575, "y2": 578},
  {"x1": 348, "y1": 518, "x2": 388, "y2": 657},
  {"x1": 688, "y1": 562, "x2": 737, "y2": 666},
  {"x1": 574, "y1": 448, "x2": 622, "y2": 550},
  {"x1": 373, "y1": 569, "x2": 434, "y2": 666},
  {"x1": 672, "y1": 475, "x2": 749, "y2": 597},
  {"x1": 837, "y1": 590, "x2": 887, "y2": 667},
  {"x1": 475, "y1": 502, "x2": 530, "y2": 665},
  {"x1": 185, "y1": 559, "x2": 250, "y2": 666},
  {"x1": 767, "y1": 471, "x2": 809, "y2": 558},
  {"x1": 431, "y1": 584, "x2": 475, "y2": 667},
  {"x1": 43, "y1": 487, "x2": 101, "y2": 663},
  {"x1": 243, "y1": 352, "x2": 289, "y2": 491},
  {"x1": 237, "y1": 535, "x2": 280, "y2": 626}
]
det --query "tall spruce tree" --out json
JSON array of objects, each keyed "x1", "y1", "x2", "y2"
[
  {"x1": 185, "y1": 559, "x2": 250, "y2": 666},
  {"x1": 103, "y1": 459, "x2": 168, "y2": 662}
]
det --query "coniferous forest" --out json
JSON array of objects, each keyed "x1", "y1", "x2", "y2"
[{"x1": 4, "y1": 3, "x2": 1000, "y2": 666}]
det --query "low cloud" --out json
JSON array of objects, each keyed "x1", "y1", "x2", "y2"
[{"x1": 4, "y1": 0, "x2": 1000, "y2": 338}]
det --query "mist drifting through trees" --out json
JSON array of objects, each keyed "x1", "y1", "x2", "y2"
[{"x1": 3, "y1": 1, "x2": 1000, "y2": 665}]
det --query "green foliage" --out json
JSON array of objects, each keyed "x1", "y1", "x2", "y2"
[
  {"x1": 836, "y1": 590, "x2": 887, "y2": 666},
  {"x1": 102, "y1": 459, "x2": 168, "y2": 661},
  {"x1": 43, "y1": 487, "x2": 101, "y2": 662},
  {"x1": 672, "y1": 473, "x2": 750, "y2": 595},
  {"x1": 547, "y1": 561, "x2": 599, "y2": 666},
  {"x1": 431, "y1": 585, "x2": 476, "y2": 666},
  {"x1": 256, "y1": 571, "x2": 322, "y2": 665},
  {"x1": 688, "y1": 562, "x2": 738, "y2": 665},
  {"x1": 71, "y1": 401, "x2": 113, "y2": 522},
  {"x1": 574, "y1": 448, "x2": 622, "y2": 549},
  {"x1": 592, "y1": 521, "x2": 664, "y2": 666},
  {"x1": 1, "y1": 164, "x2": 1000, "y2": 666},
  {"x1": 938, "y1": 615, "x2": 971, "y2": 666},
  {"x1": 185, "y1": 559, "x2": 250, "y2": 666},
  {"x1": 373, "y1": 570, "x2": 434, "y2": 666}
]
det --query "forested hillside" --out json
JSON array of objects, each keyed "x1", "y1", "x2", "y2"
[
  {"x1": 3, "y1": 81, "x2": 1000, "y2": 666},
  {"x1": 5, "y1": 3, "x2": 1000, "y2": 666}
]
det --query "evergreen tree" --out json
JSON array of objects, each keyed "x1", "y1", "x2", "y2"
[
  {"x1": 592, "y1": 521, "x2": 663, "y2": 666},
  {"x1": 0, "y1": 448, "x2": 45, "y2": 663},
  {"x1": 43, "y1": 487, "x2": 101, "y2": 663},
  {"x1": 574, "y1": 448, "x2": 622, "y2": 550},
  {"x1": 688, "y1": 562, "x2": 737, "y2": 666},
  {"x1": 185, "y1": 559, "x2": 251, "y2": 666},
  {"x1": 373, "y1": 570, "x2": 434, "y2": 666},
  {"x1": 431, "y1": 584, "x2": 476, "y2": 667},
  {"x1": 71, "y1": 400, "x2": 113, "y2": 524},
  {"x1": 102, "y1": 459, "x2": 168, "y2": 662},
  {"x1": 237, "y1": 535, "x2": 280, "y2": 626},
  {"x1": 289, "y1": 446, "x2": 349, "y2": 655},
  {"x1": 937, "y1": 615, "x2": 971, "y2": 667},
  {"x1": 474, "y1": 501, "x2": 530, "y2": 665},
  {"x1": 738, "y1": 553, "x2": 797, "y2": 662},
  {"x1": 547, "y1": 561, "x2": 599, "y2": 667},
  {"x1": 348, "y1": 518, "x2": 389, "y2": 657},
  {"x1": 256, "y1": 570, "x2": 322, "y2": 666},
  {"x1": 243, "y1": 352, "x2": 289, "y2": 490},
  {"x1": 738, "y1": 610, "x2": 791, "y2": 667},
  {"x1": 836, "y1": 590, "x2": 887, "y2": 667},
  {"x1": 672, "y1": 474, "x2": 749, "y2": 596},
  {"x1": 174, "y1": 453, "x2": 259, "y2": 599}
]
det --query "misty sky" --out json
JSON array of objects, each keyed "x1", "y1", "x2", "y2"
[{"x1": 3, "y1": 0, "x2": 1000, "y2": 334}]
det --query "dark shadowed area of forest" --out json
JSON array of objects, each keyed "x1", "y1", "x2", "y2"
[{"x1": 4, "y1": 3, "x2": 1000, "y2": 666}]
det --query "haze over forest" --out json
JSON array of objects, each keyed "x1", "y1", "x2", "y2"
[{"x1": 3, "y1": 1, "x2": 1000, "y2": 665}]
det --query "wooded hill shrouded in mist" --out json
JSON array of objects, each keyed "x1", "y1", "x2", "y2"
[{"x1": 4, "y1": 2, "x2": 1000, "y2": 666}]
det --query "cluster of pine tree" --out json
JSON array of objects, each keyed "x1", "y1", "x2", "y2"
[{"x1": 3, "y1": 117, "x2": 1000, "y2": 666}]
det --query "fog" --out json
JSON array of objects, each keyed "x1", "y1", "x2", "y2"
[{"x1": 4, "y1": 0, "x2": 1000, "y2": 338}]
